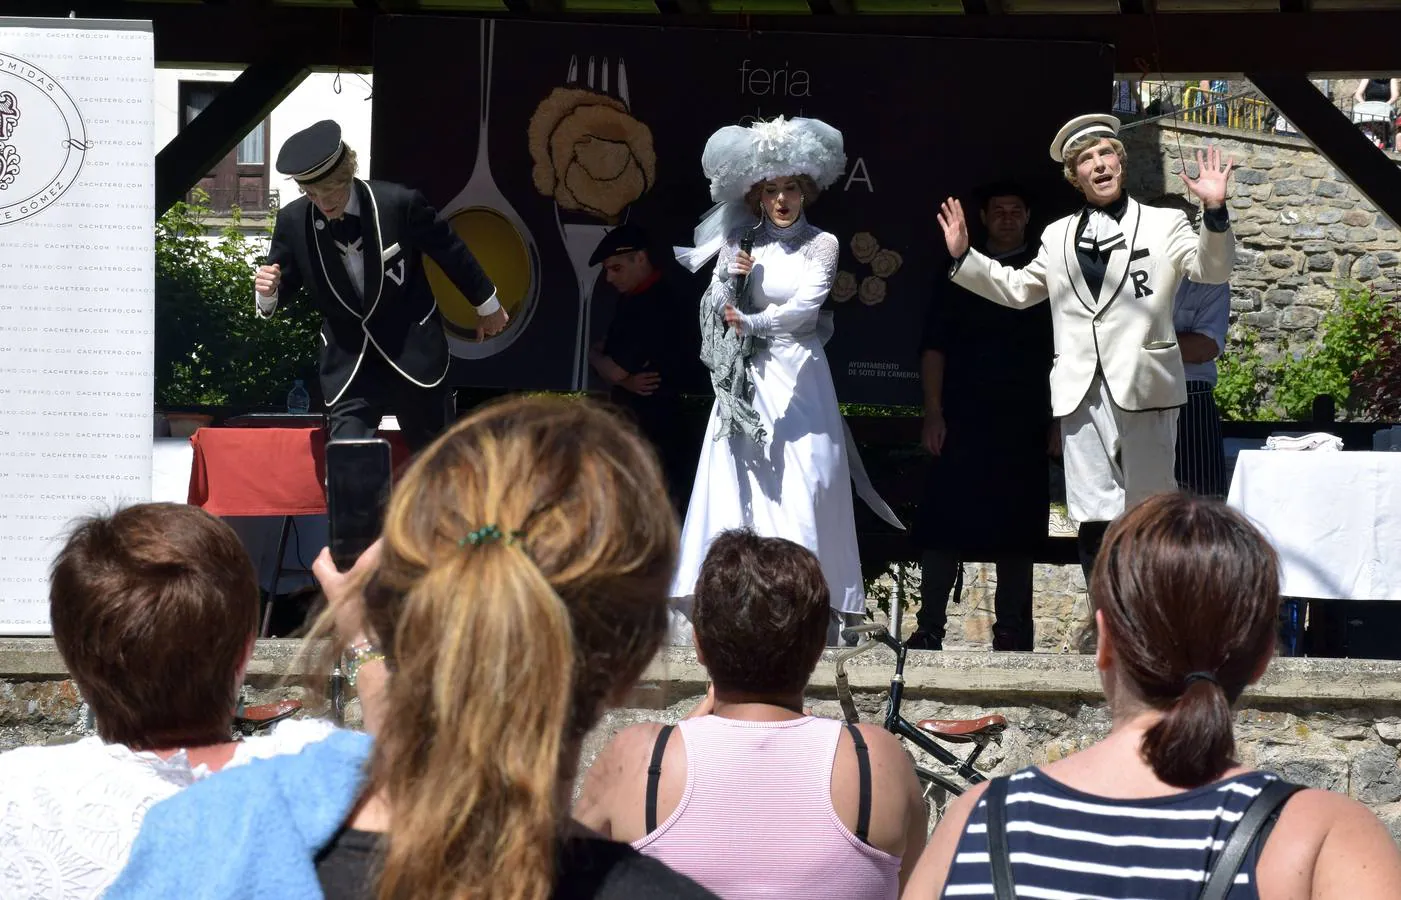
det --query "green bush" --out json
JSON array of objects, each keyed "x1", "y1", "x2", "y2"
[
  {"x1": 155, "y1": 191, "x2": 321, "y2": 408},
  {"x1": 1216, "y1": 285, "x2": 1395, "y2": 422},
  {"x1": 1214, "y1": 326, "x2": 1269, "y2": 421},
  {"x1": 1270, "y1": 286, "x2": 1392, "y2": 421}
]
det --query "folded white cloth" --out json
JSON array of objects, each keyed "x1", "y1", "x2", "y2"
[
  {"x1": 1373, "y1": 426, "x2": 1401, "y2": 451},
  {"x1": 1265, "y1": 432, "x2": 1344, "y2": 452}
]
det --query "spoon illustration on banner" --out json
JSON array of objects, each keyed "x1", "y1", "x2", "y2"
[{"x1": 430, "y1": 18, "x2": 541, "y2": 360}]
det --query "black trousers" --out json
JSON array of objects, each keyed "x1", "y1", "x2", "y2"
[
  {"x1": 327, "y1": 352, "x2": 454, "y2": 454},
  {"x1": 917, "y1": 549, "x2": 1035, "y2": 650},
  {"x1": 1175, "y1": 382, "x2": 1227, "y2": 498},
  {"x1": 613, "y1": 392, "x2": 696, "y2": 517}
]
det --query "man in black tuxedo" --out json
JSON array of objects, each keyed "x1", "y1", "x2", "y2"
[{"x1": 253, "y1": 120, "x2": 507, "y2": 451}]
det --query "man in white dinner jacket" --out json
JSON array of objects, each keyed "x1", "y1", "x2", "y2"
[{"x1": 937, "y1": 113, "x2": 1235, "y2": 579}]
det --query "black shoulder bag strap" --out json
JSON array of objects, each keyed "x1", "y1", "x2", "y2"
[
  {"x1": 845, "y1": 724, "x2": 873, "y2": 844},
  {"x1": 1198, "y1": 779, "x2": 1304, "y2": 900},
  {"x1": 985, "y1": 775, "x2": 1018, "y2": 900},
  {"x1": 644, "y1": 724, "x2": 675, "y2": 834}
]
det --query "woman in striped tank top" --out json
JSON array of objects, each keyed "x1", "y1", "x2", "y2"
[
  {"x1": 907, "y1": 493, "x2": 1401, "y2": 899},
  {"x1": 576, "y1": 529, "x2": 927, "y2": 898}
]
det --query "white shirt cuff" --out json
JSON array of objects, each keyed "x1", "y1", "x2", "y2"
[
  {"x1": 255, "y1": 290, "x2": 277, "y2": 316},
  {"x1": 474, "y1": 291, "x2": 501, "y2": 317}
]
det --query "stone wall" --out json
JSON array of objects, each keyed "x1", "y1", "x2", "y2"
[
  {"x1": 1118, "y1": 120, "x2": 1401, "y2": 365},
  {"x1": 8, "y1": 640, "x2": 1401, "y2": 842}
]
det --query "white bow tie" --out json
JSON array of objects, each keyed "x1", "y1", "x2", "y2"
[{"x1": 1077, "y1": 209, "x2": 1125, "y2": 255}]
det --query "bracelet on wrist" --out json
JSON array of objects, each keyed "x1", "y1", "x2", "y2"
[{"x1": 342, "y1": 639, "x2": 386, "y2": 689}]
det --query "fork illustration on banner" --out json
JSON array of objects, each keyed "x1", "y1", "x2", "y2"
[
  {"x1": 557, "y1": 56, "x2": 631, "y2": 390},
  {"x1": 528, "y1": 52, "x2": 656, "y2": 388}
]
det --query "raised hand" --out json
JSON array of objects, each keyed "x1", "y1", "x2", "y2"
[
  {"x1": 254, "y1": 263, "x2": 281, "y2": 297},
  {"x1": 937, "y1": 198, "x2": 970, "y2": 258},
  {"x1": 1181, "y1": 144, "x2": 1235, "y2": 210}
]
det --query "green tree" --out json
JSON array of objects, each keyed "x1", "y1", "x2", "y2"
[{"x1": 155, "y1": 190, "x2": 320, "y2": 408}]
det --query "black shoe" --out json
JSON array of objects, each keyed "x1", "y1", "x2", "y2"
[{"x1": 906, "y1": 630, "x2": 943, "y2": 651}]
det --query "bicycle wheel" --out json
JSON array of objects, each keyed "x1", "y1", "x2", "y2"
[{"x1": 914, "y1": 766, "x2": 964, "y2": 833}]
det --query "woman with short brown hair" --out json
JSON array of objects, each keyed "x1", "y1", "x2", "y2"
[
  {"x1": 577, "y1": 529, "x2": 927, "y2": 899},
  {"x1": 907, "y1": 493, "x2": 1401, "y2": 899},
  {"x1": 0, "y1": 503, "x2": 331, "y2": 900}
]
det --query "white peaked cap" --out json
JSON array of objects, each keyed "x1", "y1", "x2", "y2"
[{"x1": 1050, "y1": 113, "x2": 1122, "y2": 162}]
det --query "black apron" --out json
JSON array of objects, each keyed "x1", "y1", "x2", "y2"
[
  {"x1": 601, "y1": 276, "x2": 702, "y2": 511},
  {"x1": 913, "y1": 244, "x2": 1054, "y2": 556}
]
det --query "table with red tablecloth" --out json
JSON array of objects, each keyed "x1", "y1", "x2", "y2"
[
  {"x1": 152, "y1": 427, "x2": 410, "y2": 602},
  {"x1": 187, "y1": 427, "x2": 412, "y2": 517}
]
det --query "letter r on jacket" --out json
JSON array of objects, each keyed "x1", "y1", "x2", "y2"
[{"x1": 1131, "y1": 270, "x2": 1153, "y2": 298}]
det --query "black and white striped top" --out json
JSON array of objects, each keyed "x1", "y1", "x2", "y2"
[{"x1": 941, "y1": 767, "x2": 1280, "y2": 900}]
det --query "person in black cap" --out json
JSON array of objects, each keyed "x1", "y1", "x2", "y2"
[
  {"x1": 252, "y1": 119, "x2": 508, "y2": 451},
  {"x1": 587, "y1": 223, "x2": 699, "y2": 513},
  {"x1": 910, "y1": 181, "x2": 1054, "y2": 651}
]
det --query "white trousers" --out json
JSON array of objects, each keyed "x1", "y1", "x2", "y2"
[{"x1": 1063, "y1": 373, "x2": 1179, "y2": 523}]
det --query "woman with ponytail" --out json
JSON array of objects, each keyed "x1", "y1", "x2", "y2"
[
  {"x1": 906, "y1": 492, "x2": 1401, "y2": 900},
  {"x1": 108, "y1": 395, "x2": 718, "y2": 900}
]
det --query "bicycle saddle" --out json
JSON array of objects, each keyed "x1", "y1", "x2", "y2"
[
  {"x1": 916, "y1": 714, "x2": 1007, "y2": 743},
  {"x1": 234, "y1": 699, "x2": 303, "y2": 735}
]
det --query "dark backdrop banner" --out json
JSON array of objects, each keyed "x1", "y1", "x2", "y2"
[{"x1": 371, "y1": 17, "x2": 1111, "y2": 405}]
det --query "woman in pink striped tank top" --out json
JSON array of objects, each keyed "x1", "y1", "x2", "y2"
[{"x1": 577, "y1": 530, "x2": 927, "y2": 899}]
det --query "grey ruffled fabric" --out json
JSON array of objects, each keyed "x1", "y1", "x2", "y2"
[{"x1": 698, "y1": 238, "x2": 767, "y2": 449}]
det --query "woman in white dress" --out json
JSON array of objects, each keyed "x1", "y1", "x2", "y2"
[{"x1": 672, "y1": 117, "x2": 865, "y2": 642}]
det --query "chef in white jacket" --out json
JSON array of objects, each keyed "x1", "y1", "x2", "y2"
[{"x1": 937, "y1": 114, "x2": 1235, "y2": 579}]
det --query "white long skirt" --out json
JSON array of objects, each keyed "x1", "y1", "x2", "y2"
[{"x1": 670, "y1": 334, "x2": 866, "y2": 615}]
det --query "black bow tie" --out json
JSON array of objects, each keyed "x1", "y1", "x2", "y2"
[{"x1": 329, "y1": 214, "x2": 362, "y2": 249}]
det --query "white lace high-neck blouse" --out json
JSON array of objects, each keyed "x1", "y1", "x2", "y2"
[{"x1": 0, "y1": 717, "x2": 336, "y2": 899}]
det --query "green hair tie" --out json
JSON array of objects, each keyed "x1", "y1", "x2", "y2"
[{"x1": 458, "y1": 525, "x2": 525, "y2": 548}]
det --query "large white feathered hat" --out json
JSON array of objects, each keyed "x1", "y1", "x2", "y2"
[
  {"x1": 701, "y1": 116, "x2": 848, "y2": 203},
  {"x1": 674, "y1": 116, "x2": 847, "y2": 272}
]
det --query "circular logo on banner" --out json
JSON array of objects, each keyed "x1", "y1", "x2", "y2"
[{"x1": 0, "y1": 52, "x2": 89, "y2": 226}]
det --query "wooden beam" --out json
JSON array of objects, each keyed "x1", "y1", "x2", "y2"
[
  {"x1": 655, "y1": 0, "x2": 709, "y2": 12},
  {"x1": 1247, "y1": 71, "x2": 1401, "y2": 233},
  {"x1": 504, "y1": 0, "x2": 564, "y2": 12},
  {"x1": 20, "y1": 3, "x2": 1401, "y2": 73},
  {"x1": 155, "y1": 59, "x2": 310, "y2": 215}
]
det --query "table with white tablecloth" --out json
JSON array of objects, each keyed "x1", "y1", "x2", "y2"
[{"x1": 1227, "y1": 450, "x2": 1401, "y2": 601}]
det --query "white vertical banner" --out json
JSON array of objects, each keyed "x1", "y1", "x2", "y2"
[{"x1": 0, "y1": 18, "x2": 154, "y2": 635}]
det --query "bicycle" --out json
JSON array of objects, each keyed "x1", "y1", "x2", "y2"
[{"x1": 834, "y1": 623, "x2": 1006, "y2": 827}]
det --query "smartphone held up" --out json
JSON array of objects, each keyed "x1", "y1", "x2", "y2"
[{"x1": 325, "y1": 438, "x2": 393, "y2": 571}]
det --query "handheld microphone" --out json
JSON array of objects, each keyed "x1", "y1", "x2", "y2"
[{"x1": 736, "y1": 233, "x2": 756, "y2": 298}]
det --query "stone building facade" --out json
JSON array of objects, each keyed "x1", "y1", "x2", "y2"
[{"x1": 1120, "y1": 119, "x2": 1401, "y2": 365}]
